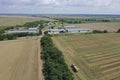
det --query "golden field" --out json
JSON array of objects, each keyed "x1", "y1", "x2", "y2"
[
  {"x1": 0, "y1": 15, "x2": 53, "y2": 26},
  {"x1": 71, "y1": 22, "x2": 120, "y2": 32},
  {"x1": 52, "y1": 33, "x2": 120, "y2": 80},
  {"x1": 0, "y1": 38, "x2": 43, "y2": 80}
]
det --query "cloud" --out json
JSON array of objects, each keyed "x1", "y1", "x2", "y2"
[
  {"x1": 0, "y1": 0, "x2": 120, "y2": 14},
  {"x1": 36, "y1": 0, "x2": 113, "y2": 6},
  {"x1": 0, "y1": 0, "x2": 113, "y2": 6},
  {"x1": 87, "y1": 0, "x2": 113, "y2": 6}
]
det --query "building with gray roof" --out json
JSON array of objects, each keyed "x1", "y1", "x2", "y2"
[
  {"x1": 7, "y1": 27, "x2": 39, "y2": 34},
  {"x1": 48, "y1": 26, "x2": 90, "y2": 34}
]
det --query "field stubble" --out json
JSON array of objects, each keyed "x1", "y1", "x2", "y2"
[
  {"x1": 52, "y1": 33, "x2": 120, "y2": 80},
  {"x1": 0, "y1": 38, "x2": 44, "y2": 80}
]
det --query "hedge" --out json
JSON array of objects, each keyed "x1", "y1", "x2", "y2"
[{"x1": 40, "y1": 36, "x2": 74, "y2": 80}]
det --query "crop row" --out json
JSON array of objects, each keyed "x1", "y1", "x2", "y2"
[
  {"x1": 84, "y1": 45, "x2": 120, "y2": 58},
  {"x1": 102, "y1": 67, "x2": 120, "y2": 80},
  {"x1": 98, "y1": 59, "x2": 120, "y2": 67},
  {"x1": 110, "y1": 75, "x2": 120, "y2": 80},
  {"x1": 87, "y1": 51, "x2": 120, "y2": 62},
  {"x1": 88, "y1": 53, "x2": 120, "y2": 63},
  {"x1": 100, "y1": 60, "x2": 120, "y2": 70}
]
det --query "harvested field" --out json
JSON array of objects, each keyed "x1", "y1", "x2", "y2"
[
  {"x1": 52, "y1": 33, "x2": 120, "y2": 80},
  {"x1": 0, "y1": 15, "x2": 53, "y2": 26},
  {"x1": 71, "y1": 22, "x2": 120, "y2": 32},
  {"x1": 0, "y1": 38, "x2": 44, "y2": 80}
]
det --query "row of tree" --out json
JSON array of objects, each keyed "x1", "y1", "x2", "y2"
[
  {"x1": 0, "y1": 33, "x2": 39, "y2": 41},
  {"x1": 55, "y1": 18, "x2": 111, "y2": 24},
  {"x1": 40, "y1": 36, "x2": 74, "y2": 80},
  {"x1": 0, "y1": 34, "x2": 17, "y2": 41},
  {"x1": 92, "y1": 30, "x2": 108, "y2": 33},
  {"x1": 23, "y1": 20, "x2": 49, "y2": 28},
  {"x1": 92, "y1": 29, "x2": 120, "y2": 33},
  {"x1": 0, "y1": 26, "x2": 15, "y2": 34}
]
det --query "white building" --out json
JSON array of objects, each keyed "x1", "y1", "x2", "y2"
[
  {"x1": 65, "y1": 27, "x2": 89, "y2": 33},
  {"x1": 48, "y1": 29, "x2": 65, "y2": 34},
  {"x1": 7, "y1": 27, "x2": 39, "y2": 34},
  {"x1": 48, "y1": 26, "x2": 90, "y2": 34},
  {"x1": 58, "y1": 26, "x2": 75, "y2": 29}
]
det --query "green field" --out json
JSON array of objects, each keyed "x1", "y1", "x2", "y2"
[
  {"x1": 0, "y1": 15, "x2": 54, "y2": 26},
  {"x1": 52, "y1": 33, "x2": 120, "y2": 80}
]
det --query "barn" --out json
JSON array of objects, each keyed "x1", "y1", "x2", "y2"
[
  {"x1": 65, "y1": 27, "x2": 90, "y2": 33},
  {"x1": 7, "y1": 27, "x2": 39, "y2": 34},
  {"x1": 48, "y1": 29, "x2": 65, "y2": 34},
  {"x1": 48, "y1": 26, "x2": 90, "y2": 34}
]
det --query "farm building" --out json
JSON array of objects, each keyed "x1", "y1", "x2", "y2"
[
  {"x1": 48, "y1": 29, "x2": 65, "y2": 34},
  {"x1": 65, "y1": 27, "x2": 90, "y2": 33},
  {"x1": 48, "y1": 26, "x2": 90, "y2": 34},
  {"x1": 7, "y1": 27, "x2": 40, "y2": 34},
  {"x1": 58, "y1": 26, "x2": 75, "y2": 29}
]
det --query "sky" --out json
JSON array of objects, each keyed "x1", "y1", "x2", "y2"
[{"x1": 0, "y1": 0, "x2": 120, "y2": 14}]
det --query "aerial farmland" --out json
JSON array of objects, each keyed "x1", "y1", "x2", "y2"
[
  {"x1": 1, "y1": 0, "x2": 120, "y2": 80},
  {"x1": 0, "y1": 14, "x2": 120, "y2": 80},
  {"x1": 52, "y1": 33, "x2": 120, "y2": 80}
]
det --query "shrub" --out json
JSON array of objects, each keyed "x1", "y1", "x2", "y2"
[
  {"x1": 103, "y1": 30, "x2": 108, "y2": 33},
  {"x1": 0, "y1": 34, "x2": 17, "y2": 41},
  {"x1": 44, "y1": 31, "x2": 48, "y2": 35},
  {"x1": 117, "y1": 29, "x2": 120, "y2": 33},
  {"x1": 93, "y1": 30, "x2": 108, "y2": 33},
  {"x1": 41, "y1": 36, "x2": 53, "y2": 48}
]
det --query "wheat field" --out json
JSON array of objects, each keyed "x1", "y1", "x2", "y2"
[
  {"x1": 0, "y1": 38, "x2": 44, "y2": 80},
  {"x1": 71, "y1": 22, "x2": 120, "y2": 32},
  {"x1": 52, "y1": 33, "x2": 120, "y2": 80},
  {"x1": 0, "y1": 15, "x2": 53, "y2": 26}
]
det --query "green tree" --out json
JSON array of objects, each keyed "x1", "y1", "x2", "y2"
[
  {"x1": 103, "y1": 30, "x2": 108, "y2": 33},
  {"x1": 117, "y1": 29, "x2": 120, "y2": 33}
]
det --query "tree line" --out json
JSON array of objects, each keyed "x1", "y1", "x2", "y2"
[
  {"x1": 54, "y1": 18, "x2": 111, "y2": 24},
  {"x1": 92, "y1": 30, "x2": 108, "y2": 33},
  {"x1": 92, "y1": 29, "x2": 120, "y2": 33},
  {"x1": 0, "y1": 34, "x2": 17, "y2": 41},
  {"x1": 0, "y1": 33, "x2": 39, "y2": 41},
  {"x1": 40, "y1": 36, "x2": 74, "y2": 80},
  {"x1": 23, "y1": 20, "x2": 49, "y2": 28}
]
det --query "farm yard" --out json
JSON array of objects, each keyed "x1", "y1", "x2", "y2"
[
  {"x1": 52, "y1": 33, "x2": 120, "y2": 80},
  {"x1": 0, "y1": 38, "x2": 43, "y2": 80},
  {"x1": 71, "y1": 22, "x2": 120, "y2": 32}
]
